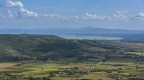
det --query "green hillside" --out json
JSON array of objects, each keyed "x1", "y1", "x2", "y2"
[{"x1": 0, "y1": 34, "x2": 144, "y2": 62}]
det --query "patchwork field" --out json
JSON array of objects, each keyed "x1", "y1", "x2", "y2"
[{"x1": 0, "y1": 61, "x2": 144, "y2": 80}]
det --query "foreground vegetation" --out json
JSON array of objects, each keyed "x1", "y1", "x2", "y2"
[
  {"x1": 0, "y1": 34, "x2": 144, "y2": 80},
  {"x1": 0, "y1": 61, "x2": 144, "y2": 80}
]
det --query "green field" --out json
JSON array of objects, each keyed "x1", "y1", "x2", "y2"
[{"x1": 0, "y1": 61, "x2": 144, "y2": 80}]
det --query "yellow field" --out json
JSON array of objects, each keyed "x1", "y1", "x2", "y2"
[{"x1": 0, "y1": 62, "x2": 18, "y2": 69}]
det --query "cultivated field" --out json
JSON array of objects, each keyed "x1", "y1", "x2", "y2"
[{"x1": 0, "y1": 61, "x2": 144, "y2": 80}]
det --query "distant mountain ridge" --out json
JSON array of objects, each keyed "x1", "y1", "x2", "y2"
[{"x1": 0, "y1": 27, "x2": 144, "y2": 34}]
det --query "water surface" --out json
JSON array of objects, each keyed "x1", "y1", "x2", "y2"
[{"x1": 59, "y1": 35, "x2": 122, "y2": 40}]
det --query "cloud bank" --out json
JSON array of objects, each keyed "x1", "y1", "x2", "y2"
[
  {"x1": 0, "y1": 0, "x2": 144, "y2": 21},
  {"x1": 19, "y1": 8, "x2": 38, "y2": 17},
  {"x1": 0, "y1": 0, "x2": 37, "y2": 18},
  {"x1": 6, "y1": 0, "x2": 24, "y2": 8}
]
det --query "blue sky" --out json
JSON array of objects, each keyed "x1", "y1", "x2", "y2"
[{"x1": 0, "y1": 0, "x2": 144, "y2": 30}]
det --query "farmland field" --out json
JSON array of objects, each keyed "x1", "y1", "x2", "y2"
[{"x1": 0, "y1": 60, "x2": 144, "y2": 80}]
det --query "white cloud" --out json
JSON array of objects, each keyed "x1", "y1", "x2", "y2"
[
  {"x1": 111, "y1": 12, "x2": 129, "y2": 20},
  {"x1": 0, "y1": 0, "x2": 143, "y2": 22},
  {"x1": 6, "y1": 0, "x2": 24, "y2": 8},
  {"x1": 136, "y1": 13, "x2": 144, "y2": 18},
  {"x1": 42, "y1": 14, "x2": 60, "y2": 19},
  {"x1": 0, "y1": 0, "x2": 144, "y2": 22},
  {"x1": 0, "y1": 0, "x2": 38, "y2": 18},
  {"x1": 128, "y1": 12, "x2": 144, "y2": 20},
  {"x1": 139, "y1": 13, "x2": 144, "y2": 17},
  {"x1": 19, "y1": 8, "x2": 38, "y2": 18},
  {"x1": 83, "y1": 13, "x2": 110, "y2": 20},
  {"x1": 73, "y1": 16, "x2": 79, "y2": 20},
  {"x1": 85, "y1": 13, "x2": 98, "y2": 19}
]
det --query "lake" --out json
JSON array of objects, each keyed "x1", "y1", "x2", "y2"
[{"x1": 59, "y1": 35, "x2": 123, "y2": 40}]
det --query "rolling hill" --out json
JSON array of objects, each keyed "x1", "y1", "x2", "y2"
[{"x1": 0, "y1": 34, "x2": 144, "y2": 62}]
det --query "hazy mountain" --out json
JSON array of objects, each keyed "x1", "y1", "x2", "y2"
[{"x1": 0, "y1": 27, "x2": 144, "y2": 34}]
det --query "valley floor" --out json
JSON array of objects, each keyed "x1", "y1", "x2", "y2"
[{"x1": 0, "y1": 61, "x2": 144, "y2": 80}]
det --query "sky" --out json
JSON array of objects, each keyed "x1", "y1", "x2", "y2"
[{"x1": 0, "y1": 0, "x2": 144, "y2": 30}]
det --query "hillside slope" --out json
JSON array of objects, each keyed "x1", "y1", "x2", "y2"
[{"x1": 0, "y1": 34, "x2": 144, "y2": 62}]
